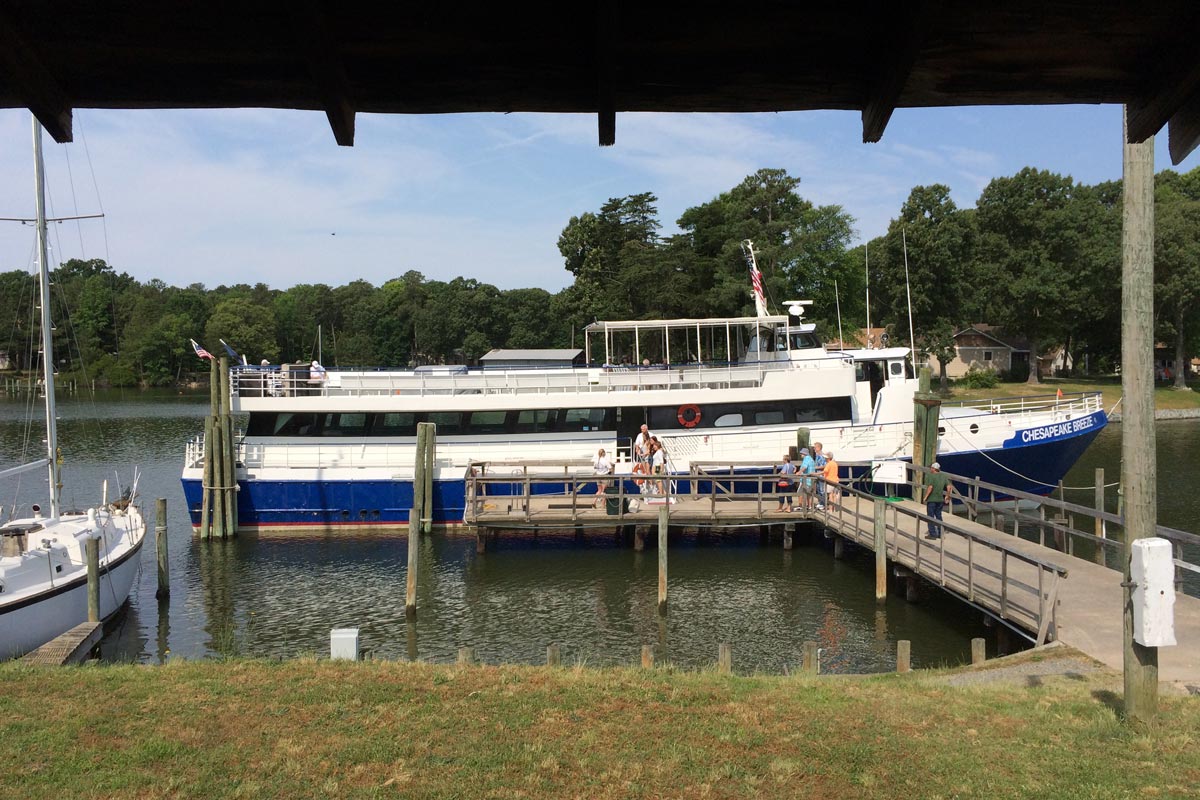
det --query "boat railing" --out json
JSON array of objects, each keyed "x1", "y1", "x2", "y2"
[
  {"x1": 229, "y1": 358, "x2": 847, "y2": 399},
  {"x1": 942, "y1": 391, "x2": 1103, "y2": 418}
]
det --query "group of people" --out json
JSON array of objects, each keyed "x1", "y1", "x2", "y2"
[
  {"x1": 776, "y1": 442, "x2": 840, "y2": 513},
  {"x1": 590, "y1": 424, "x2": 670, "y2": 507}
]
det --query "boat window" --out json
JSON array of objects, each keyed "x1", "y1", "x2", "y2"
[
  {"x1": 467, "y1": 410, "x2": 508, "y2": 434},
  {"x1": 789, "y1": 332, "x2": 821, "y2": 350},
  {"x1": 513, "y1": 409, "x2": 555, "y2": 433},
  {"x1": 793, "y1": 398, "x2": 853, "y2": 422},
  {"x1": 754, "y1": 410, "x2": 785, "y2": 425},
  {"x1": 320, "y1": 413, "x2": 368, "y2": 436},
  {"x1": 713, "y1": 413, "x2": 742, "y2": 427},
  {"x1": 890, "y1": 361, "x2": 904, "y2": 377},
  {"x1": 427, "y1": 411, "x2": 464, "y2": 434},
  {"x1": 373, "y1": 412, "x2": 417, "y2": 436},
  {"x1": 270, "y1": 413, "x2": 320, "y2": 436},
  {"x1": 559, "y1": 408, "x2": 608, "y2": 432},
  {"x1": 647, "y1": 397, "x2": 853, "y2": 430}
]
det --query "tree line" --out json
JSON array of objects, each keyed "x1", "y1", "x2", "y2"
[{"x1": 1, "y1": 165, "x2": 1197, "y2": 388}]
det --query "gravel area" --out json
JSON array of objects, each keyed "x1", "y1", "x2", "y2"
[{"x1": 938, "y1": 643, "x2": 1110, "y2": 688}]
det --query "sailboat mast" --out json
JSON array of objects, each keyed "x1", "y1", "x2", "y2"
[{"x1": 32, "y1": 117, "x2": 59, "y2": 518}]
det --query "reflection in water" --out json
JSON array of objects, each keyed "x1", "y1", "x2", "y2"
[{"x1": 11, "y1": 393, "x2": 1196, "y2": 671}]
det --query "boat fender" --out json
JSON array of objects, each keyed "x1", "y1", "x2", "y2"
[{"x1": 677, "y1": 404, "x2": 702, "y2": 428}]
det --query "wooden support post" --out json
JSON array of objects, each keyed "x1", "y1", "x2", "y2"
[
  {"x1": 1094, "y1": 467, "x2": 1107, "y2": 566},
  {"x1": 634, "y1": 526, "x2": 645, "y2": 551},
  {"x1": 641, "y1": 645, "x2": 655, "y2": 669},
  {"x1": 546, "y1": 643, "x2": 561, "y2": 666},
  {"x1": 405, "y1": 620, "x2": 418, "y2": 662},
  {"x1": 912, "y1": 368, "x2": 942, "y2": 496},
  {"x1": 423, "y1": 423, "x2": 435, "y2": 534},
  {"x1": 219, "y1": 358, "x2": 236, "y2": 536},
  {"x1": 874, "y1": 498, "x2": 887, "y2": 602},
  {"x1": 783, "y1": 522, "x2": 794, "y2": 551},
  {"x1": 199, "y1": 415, "x2": 212, "y2": 540},
  {"x1": 718, "y1": 643, "x2": 732, "y2": 674},
  {"x1": 85, "y1": 536, "x2": 100, "y2": 623},
  {"x1": 475, "y1": 527, "x2": 486, "y2": 554},
  {"x1": 833, "y1": 536, "x2": 845, "y2": 560},
  {"x1": 896, "y1": 640, "x2": 911, "y2": 673},
  {"x1": 405, "y1": 509, "x2": 419, "y2": 620},
  {"x1": 996, "y1": 624, "x2": 1012, "y2": 657},
  {"x1": 457, "y1": 647, "x2": 475, "y2": 666},
  {"x1": 801, "y1": 641, "x2": 819, "y2": 675},
  {"x1": 1121, "y1": 107, "x2": 1159, "y2": 726},
  {"x1": 413, "y1": 423, "x2": 428, "y2": 537},
  {"x1": 155, "y1": 497, "x2": 169, "y2": 599},
  {"x1": 905, "y1": 575, "x2": 919, "y2": 603},
  {"x1": 657, "y1": 505, "x2": 668, "y2": 615},
  {"x1": 971, "y1": 637, "x2": 986, "y2": 665}
]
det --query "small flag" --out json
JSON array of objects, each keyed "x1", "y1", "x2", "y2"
[
  {"x1": 190, "y1": 338, "x2": 214, "y2": 361},
  {"x1": 219, "y1": 338, "x2": 240, "y2": 361},
  {"x1": 1056, "y1": 388, "x2": 1063, "y2": 399}
]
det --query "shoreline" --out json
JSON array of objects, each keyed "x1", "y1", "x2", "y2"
[{"x1": 1107, "y1": 408, "x2": 1200, "y2": 422}]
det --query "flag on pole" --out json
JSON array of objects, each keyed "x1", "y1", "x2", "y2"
[
  {"x1": 219, "y1": 339, "x2": 240, "y2": 362},
  {"x1": 190, "y1": 338, "x2": 214, "y2": 361},
  {"x1": 1056, "y1": 388, "x2": 1063, "y2": 399}
]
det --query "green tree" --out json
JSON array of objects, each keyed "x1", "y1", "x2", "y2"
[
  {"x1": 1155, "y1": 167, "x2": 1200, "y2": 389},
  {"x1": 205, "y1": 297, "x2": 278, "y2": 364}
]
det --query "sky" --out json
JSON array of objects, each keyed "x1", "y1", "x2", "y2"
[{"x1": 1, "y1": 104, "x2": 1196, "y2": 294}]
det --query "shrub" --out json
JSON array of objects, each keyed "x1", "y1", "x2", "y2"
[{"x1": 957, "y1": 367, "x2": 1000, "y2": 389}]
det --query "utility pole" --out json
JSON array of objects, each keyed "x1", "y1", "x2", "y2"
[{"x1": 1121, "y1": 107, "x2": 1158, "y2": 725}]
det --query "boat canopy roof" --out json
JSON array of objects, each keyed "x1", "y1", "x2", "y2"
[
  {"x1": 839, "y1": 347, "x2": 912, "y2": 361},
  {"x1": 585, "y1": 315, "x2": 811, "y2": 334}
]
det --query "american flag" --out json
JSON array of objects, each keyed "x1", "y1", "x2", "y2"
[{"x1": 190, "y1": 338, "x2": 214, "y2": 360}]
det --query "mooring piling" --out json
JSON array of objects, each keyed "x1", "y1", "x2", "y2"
[
  {"x1": 971, "y1": 637, "x2": 987, "y2": 665},
  {"x1": 546, "y1": 643, "x2": 561, "y2": 666},
  {"x1": 405, "y1": 508, "x2": 419, "y2": 619},
  {"x1": 802, "y1": 640, "x2": 819, "y2": 675},
  {"x1": 874, "y1": 498, "x2": 887, "y2": 602},
  {"x1": 642, "y1": 645, "x2": 655, "y2": 669},
  {"x1": 422, "y1": 422, "x2": 435, "y2": 534},
  {"x1": 718, "y1": 643, "x2": 732, "y2": 674},
  {"x1": 155, "y1": 497, "x2": 169, "y2": 599},
  {"x1": 897, "y1": 640, "x2": 912, "y2": 673},
  {"x1": 657, "y1": 505, "x2": 668, "y2": 615},
  {"x1": 85, "y1": 536, "x2": 100, "y2": 623}
]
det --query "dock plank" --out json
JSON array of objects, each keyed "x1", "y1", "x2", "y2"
[{"x1": 21, "y1": 621, "x2": 102, "y2": 666}]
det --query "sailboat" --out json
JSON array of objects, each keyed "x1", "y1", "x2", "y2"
[{"x1": 0, "y1": 116, "x2": 147, "y2": 661}]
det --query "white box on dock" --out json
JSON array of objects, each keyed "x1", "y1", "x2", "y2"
[
  {"x1": 330, "y1": 627, "x2": 360, "y2": 661},
  {"x1": 1131, "y1": 538, "x2": 1177, "y2": 647}
]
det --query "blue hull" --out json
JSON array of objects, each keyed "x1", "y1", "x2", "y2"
[{"x1": 182, "y1": 412, "x2": 1106, "y2": 530}]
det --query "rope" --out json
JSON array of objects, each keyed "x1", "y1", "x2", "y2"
[{"x1": 939, "y1": 417, "x2": 1120, "y2": 491}]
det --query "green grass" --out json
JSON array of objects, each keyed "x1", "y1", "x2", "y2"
[
  {"x1": 948, "y1": 375, "x2": 1200, "y2": 413},
  {"x1": 2, "y1": 659, "x2": 1198, "y2": 799}
]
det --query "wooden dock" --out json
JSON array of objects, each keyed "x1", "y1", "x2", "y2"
[
  {"x1": 465, "y1": 468, "x2": 1200, "y2": 688},
  {"x1": 21, "y1": 621, "x2": 103, "y2": 666}
]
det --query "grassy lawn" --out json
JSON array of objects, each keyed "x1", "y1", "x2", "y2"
[
  {"x1": 2, "y1": 659, "x2": 1198, "y2": 799},
  {"x1": 947, "y1": 375, "x2": 1200, "y2": 413}
]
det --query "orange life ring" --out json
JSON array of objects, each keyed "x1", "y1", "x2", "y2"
[{"x1": 677, "y1": 404, "x2": 702, "y2": 428}]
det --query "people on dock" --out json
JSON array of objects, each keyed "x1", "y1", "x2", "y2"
[
  {"x1": 812, "y1": 442, "x2": 828, "y2": 510},
  {"x1": 650, "y1": 436, "x2": 667, "y2": 494},
  {"x1": 776, "y1": 453, "x2": 797, "y2": 512},
  {"x1": 798, "y1": 447, "x2": 817, "y2": 511},
  {"x1": 922, "y1": 462, "x2": 952, "y2": 540},
  {"x1": 822, "y1": 450, "x2": 840, "y2": 510},
  {"x1": 592, "y1": 448, "x2": 613, "y2": 508},
  {"x1": 634, "y1": 424, "x2": 653, "y2": 485}
]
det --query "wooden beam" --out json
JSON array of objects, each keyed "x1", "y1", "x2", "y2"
[
  {"x1": 0, "y1": 9, "x2": 72, "y2": 142},
  {"x1": 1127, "y1": 59, "x2": 1200, "y2": 145},
  {"x1": 1168, "y1": 94, "x2": 1200, "y2": 165},
  {"x1": 861, "y1": 3, "x2": 922, "y2": 143},
  {"x1": 294, "y1": 1, "x2": 356, "y2": 147},
  {"x1": 595, "y1": 4, "x2": 616, "y2": 146}
]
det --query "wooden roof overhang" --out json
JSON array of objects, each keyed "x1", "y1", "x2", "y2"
[{"x1": 1, "y1": 2, "x2": 1198, "y2": 163}]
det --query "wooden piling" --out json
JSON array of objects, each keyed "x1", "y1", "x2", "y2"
[
  {"x1": 912, "y1": 367, "x2": 942, "y2": 495},
  {"x1": 896, "y1": 640, "x2": 911, "y2": 673},
  {"x1": 783, "y1": 522, "x2": 794, "y2": 551},
  {"x1": 405, "y1": 509, "x2": 419, "y2": 620},
  {"x1": 634, "y1": 526, "x2": 645, "y2": 551},
  {"x1": 801, "y1": 641, "x2": 819, "y2": 675},
  {"x1": 413, "y1": 423, "x2": 428, "y2": 538},
  {"x1": 874, "y1": 498, "x2": 887, "y2": 602},
  {"x1": 475, "y1": 526, "x2": 486, "y2": 554},
  {"x1": 218, "y1": 357, "x2": 236, "y2": 536},
  {"x1": 718, "y1": 643, "x2": 732, "y2": 674},
  {"x1": 833, "y1": 536, "x2": 845, "y2": 560},
  {"x1": 85, "y1": 536, "x2": 100, "y2": 623},
  {"x1": 1121, "y1": 108, "x2": 1159, "y2": 725},
  {"x1": 641, "y1": 645, "x2": 655, "y2": 669},
  {"x1": 155, "y1": 497, "x2": 169, "y2": 599},
  {"x1": 657, "y1": 505, "x2": 668, "y2": 615},
  {"x1": 971, "y1": 637, "x2": 986, "y2": 665},
  {"x1": 457, "y1": 646, "x2": 475, "y2": 666},
  {"x1": 422, "y1": 423, "x2": 435, "y2": 534},
  {"x1": 546, "y1": 643, "x2": 561, "y2": 666},
  {"x1": 905, "y1": 575, "x2": 919, "y2": 603},
  {"x1": 199, "y1": 415, "x2": 212, "y2": 540}
]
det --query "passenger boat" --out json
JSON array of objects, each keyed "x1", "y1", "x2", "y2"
[
  {"x1": 179, "y1": 247, "x2": 1106, "y2": 532},
  {"x1": 1, "y1": 117, "x2": 146, "y2": 660}
]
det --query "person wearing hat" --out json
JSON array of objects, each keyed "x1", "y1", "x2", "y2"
[
  {"x1": 922, "y1": 462, "x2": 952, "y2": 539},
  {"x1": 308, "y1": 359, "x2": 327, "y2": 395},
  {"x1": 797, "y1": 447, "x2": 817, "y2": 511}
]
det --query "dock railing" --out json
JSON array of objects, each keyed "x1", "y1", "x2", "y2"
[
  {"x1": 816, "y1": 477, "x2": 1069, "y2": 643},
  {"x1": 908, "y1": 463, "x2": 1200, "y2": 595}
]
